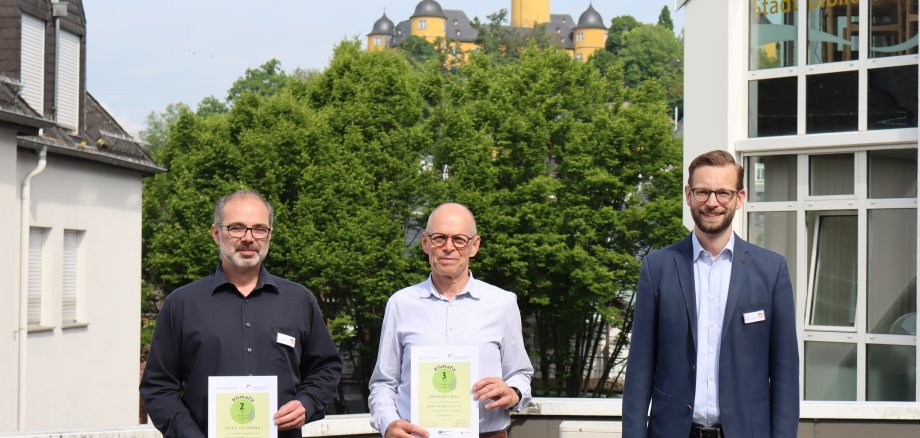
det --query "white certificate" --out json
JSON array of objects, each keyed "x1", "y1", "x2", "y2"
[
  {"x1": 208, "y1": 375, "x2": 278, "y2": 438},
  {"x1": 410, "y1": 346, "x2": 479, "y2": 437}
]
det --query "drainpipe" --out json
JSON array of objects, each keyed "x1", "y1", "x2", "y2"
[{"x1": 18, "y1": 146, "x2": 47, "y2": 431}]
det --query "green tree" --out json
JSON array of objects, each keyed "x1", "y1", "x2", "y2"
[
  {"x1": 427, "y1": 46, "x2": 685, "y2": 396},
  {"x1": 226, "y1": 58, "x2": 289, "y2": 104},
  {"x1": 397, "y1": 35, "x2": 439, "y2": 66},
  {"x1": 605, "y1": 15, "x2": 641, "y2": 55},
  {"x1": 618, "y1": 24, "x2": 684, "y2": 114},
  {"x1": 658, "y1": 6, "x2": 674, "y2": 31},
  {"x1": 471, "y1": 9, "x2": 553, "y2": 61}
]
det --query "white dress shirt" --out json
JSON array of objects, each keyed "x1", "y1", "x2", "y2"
[
  {"x1": 691, "y1": 232, "x2": 735, "y2": 426},
  {"x1": 368, "y1": 272, "x2": 534, "y2": 436}
]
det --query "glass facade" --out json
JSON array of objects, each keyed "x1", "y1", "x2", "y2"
[
  {"x1": 749, "y1": 0, "x2": 919, "y2": 138},
  {"x1": 746, "y1": 149, "x2": 917, "y2": 402},
  {"x1": 750, "y1": 0, "x2": 798, "y2": 69}
]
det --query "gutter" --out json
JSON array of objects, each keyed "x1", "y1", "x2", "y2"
[{"x1": 18, "y1": 146, "x2": 47, "y2": 430}]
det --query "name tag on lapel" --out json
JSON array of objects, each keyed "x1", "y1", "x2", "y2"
[{"x1": 743, "y1": 310, "x2": 766, "y2": 324}]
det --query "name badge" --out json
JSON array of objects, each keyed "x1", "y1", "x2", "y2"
[
  {"x1": 276, "y1": 332, "x2": 296, "y2": 348},
  {"x1": 743, "y1": 310, "x2": 766, "y2": 324}
]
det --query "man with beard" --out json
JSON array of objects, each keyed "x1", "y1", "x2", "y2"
[
  {"x1": 623, "y1": 150, "x2": 799, "y2": 438},
  {"x1": 140, "y1": 190, "x2": 342, "y2": 438},
  {"x1": 368, "y1": 203, "x2": 533, "y2": 438}
]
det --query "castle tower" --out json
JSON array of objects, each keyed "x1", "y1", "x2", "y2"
[
  {"x1": 573, "y1": 4, "x2": 607, "y2": 61},
  {"x1": 367, "y1": 13, "x2": 395, "y2": 52},
  {"x1": 511, "y1": 0, "x2": 550, "y2": 27},
  {"x1": 410, "y1": 0, "x2": 447, "y2": 43}
]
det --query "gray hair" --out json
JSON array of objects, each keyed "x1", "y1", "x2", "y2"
[{"x1": 213, "y1": 190, "x2": 275, "y2": 227}]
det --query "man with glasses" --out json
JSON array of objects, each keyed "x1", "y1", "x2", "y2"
[
  {"x1": 369, "y1": 203, "x2": 534, "y2": 438},
  {"x1": 141, "y1": 190, "x2": 342, "y2": 438},
  {"x1": 623, "y1": 150, "x2": 799, "y2": 438}
]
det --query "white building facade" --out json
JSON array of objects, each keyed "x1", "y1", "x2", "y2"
[
  {"x1": 681, "y1": 0, "x2": 919, "y2": 422},
  {"x1": 0, "y1": 0, "x2": 162, "y2": 432}
]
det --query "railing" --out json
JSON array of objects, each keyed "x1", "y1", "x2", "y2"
[{"x1": 4, "y1": 398, "x2": 920, "y2": 437}]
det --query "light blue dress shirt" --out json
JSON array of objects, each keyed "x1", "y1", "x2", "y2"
[
  {"x1": 691, "y1": 232, "x2": 735, "y2": 426},
  {"x1": 368, "y1": 272, "x2": 534, "y2": 436}
]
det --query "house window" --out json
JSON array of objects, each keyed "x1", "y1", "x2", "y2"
[
  {"x1": 27, "y1": 227, "x2": 49, "y2": 327},
  {"x1": 576, "y1": 32, "x2": 584, "y2": 42},
  {"x1": 20, "y1": 14, "x2": 45, "y2": 114},
  {"x1": 745, "y1": 148, "x2": 918, "y2": 402},
  {"x1": 56, "y1": 30, "x2": 81, "y2": 130},
  {"x1": 748, "y1": 0, "x2": 918, "y2": 138},
  {"x1": 418, "y1": 19, "x2": 427, "y2": 30},
  {"x1": 62, "y1": 230, "x2": 84, "y2": 325}
]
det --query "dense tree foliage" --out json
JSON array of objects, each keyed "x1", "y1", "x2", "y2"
[
  {"x1": 605, "y1": 9, "x2": 683, "y2": 117},
  {"x1": 142, "y1": 34, "x2": 684, "y2": 408}
]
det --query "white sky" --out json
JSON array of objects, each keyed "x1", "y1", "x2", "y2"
[{"x1": 83, "y1": 1, "x2": 683, "y2": 135}]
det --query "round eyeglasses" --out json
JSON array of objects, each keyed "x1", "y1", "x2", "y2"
[{"x1": 426, "y1": 232, "x2": 475, "y2": 249}]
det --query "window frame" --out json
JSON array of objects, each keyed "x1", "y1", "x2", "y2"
[
  {"x1": 743, "y1": 146, "x2": 918, "y2": 402},
  {"x1": 746, "y1": 0, "x2": 919, "y2": 138}
]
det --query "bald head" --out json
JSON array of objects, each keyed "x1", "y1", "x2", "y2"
[{"x1": 426, "y1": 203, "x2": 478, "y2": 236}]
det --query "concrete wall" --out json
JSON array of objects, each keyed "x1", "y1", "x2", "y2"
[
  {"x1": 0, "y1": 131, "x2": 23, "y2": 431},
  {"x1": 1, "y1": 149, "x2": 143, "y2": 432},
  {"x1": 682, "y1": 0, "x2": 747, "y2": 228}
]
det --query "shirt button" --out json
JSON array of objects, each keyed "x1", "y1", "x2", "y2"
[{"x1": 246, "y1": 347, "x2": 252, "y2": 353}]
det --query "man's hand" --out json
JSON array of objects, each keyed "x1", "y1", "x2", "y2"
[
  {"x1": 473, "y1": 377, "x2": 520, "y2": 410},
  {"x1": 384, "y1": 419, "x2": 429, "y2": 438},
  {"x1": 274, "y1": 400, "x2": 307, "y2": 431}
]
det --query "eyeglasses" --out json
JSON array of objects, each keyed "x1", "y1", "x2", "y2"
[
  {"x1": 426, "y1": 232, "x2": 475, "y2": 249},
  {"x1": 223, "y1": 224, "x2": 272, "y2": 239},
  {"x1": 690, "y1": 188, "x2": 738, "y2": 204}
]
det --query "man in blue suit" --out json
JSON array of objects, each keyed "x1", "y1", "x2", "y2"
[{"x1": 623, "y1": 150, "x2": 799, "y2": 438}]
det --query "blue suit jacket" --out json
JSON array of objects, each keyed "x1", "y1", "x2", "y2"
[{"x1": 622, "y1": 234, "x2": 799, "y2": 438}]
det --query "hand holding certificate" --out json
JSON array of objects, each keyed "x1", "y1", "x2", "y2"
[
  {"x1": 209, "y1": 376, "x2": 278, "y2": 438},
  {"x1": 410, "y1": 346, "x2": 479, "y2": 438}
]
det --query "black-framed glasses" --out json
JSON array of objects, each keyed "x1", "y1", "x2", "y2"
[
  {"x1": 223, "y1": 224, "x2": 272, "y2": 239},
  {"x1": 426, "y1": 232, "x2": 475, "y2": 249},
  {"x1": 690, "y1": 188, "x2": 738, "y2": 204}
]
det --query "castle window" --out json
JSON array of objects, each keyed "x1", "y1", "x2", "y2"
[
  {"x1": 576, "y1": 32, "x2": 584, "y2": 42},
  {"x1": 374, "y1": 36, "x2": 382, "y2": 47},
  {"x1": 418, "y1": 19, "x2": 427, "y2": 30}
]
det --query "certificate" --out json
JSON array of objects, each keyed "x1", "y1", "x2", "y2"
[
  {"x1": 208, "y1": 375, "x2": 278, "y2": 438},
  {"x1": 410, "y1": 346, "x2": 479, "y2": 437}
]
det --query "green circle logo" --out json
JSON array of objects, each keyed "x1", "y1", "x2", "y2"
[
  {"x1": 230, "y1": 399, "x2": 256, "y2": 424},
  {"x1": 432, "y1": 368, "x2": 457, "y2": 393}
]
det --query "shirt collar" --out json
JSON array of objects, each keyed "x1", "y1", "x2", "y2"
[
  {"x1": 691, "y1": 232, "x2": 735, "y2": 262},
  {"x1": 210, "y1": 263, "x2": 279, "y2": 295},
  {"x1": 420, "y1": 271, "x2": 480, "y2": 300}
]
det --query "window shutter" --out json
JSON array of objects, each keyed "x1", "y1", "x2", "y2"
[
  {"x1": 62, "y1": 230, "x2": 81, "y2": 324},
  {"x1": 28, "y1": 228, "x2": 47, "y2": 326},
  {"x1": 56, "y1": 30, "x2": 80, "y2": 130},
  {"x1": 20, "y1": 14, "x2": 45, "y2": 115}
]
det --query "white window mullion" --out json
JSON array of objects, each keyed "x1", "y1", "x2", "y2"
[{"x1": 855, "y1": 151, "x2": 868, "y2": 401}]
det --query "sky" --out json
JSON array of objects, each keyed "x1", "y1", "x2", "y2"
[{"x1": 83, "y1": 1, "x2": 683, "y2": 135}]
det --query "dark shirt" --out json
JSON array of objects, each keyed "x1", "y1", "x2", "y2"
[{"x1": 140, "y1": 264, "x2": 342, "y2": 438}]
